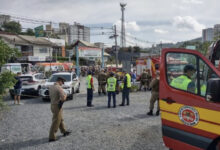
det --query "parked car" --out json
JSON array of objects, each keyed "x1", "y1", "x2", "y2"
[
  {"x1": 9, "y1": 73, "x2": 46, "y2": 98},
  {"x1": 39, "y1": 72, "x2": 80, "y2": 101}
]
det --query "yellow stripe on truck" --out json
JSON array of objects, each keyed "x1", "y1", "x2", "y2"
[{"x1": 160, "y1": 100, "x2": 220, "y2": 135}]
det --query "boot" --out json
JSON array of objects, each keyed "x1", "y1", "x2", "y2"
[
  {"x1": 144, "y1": 87, "x2": 147, "y2": 91},
  {"x1": 147, "y1": 110, "x2": 153, "y2": 116},
  {"x1": 156, "y1": 110, "x2": 160, "y2": 116},
  {"x1": 98, "y1": 92, "x2": 101, "y2": 96}
]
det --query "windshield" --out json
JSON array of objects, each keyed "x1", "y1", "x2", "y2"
[{"x1": 48, "y1": 74, "x2": 71, "y2": 82}]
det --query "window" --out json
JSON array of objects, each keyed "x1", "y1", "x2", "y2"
[
  {"x1": 198, "y1": 59, "x2": 218, "y2": 96},
  {"x1": 39, "y1": 48, "x2": 48, "y2": 53},
  {"x1": 166, "y1": 53, "x2": 197, "y2": 94}
]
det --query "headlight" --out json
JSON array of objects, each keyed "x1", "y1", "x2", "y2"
[{"x1": 63, "y1": 85, "x2": 71, "y2": 89}]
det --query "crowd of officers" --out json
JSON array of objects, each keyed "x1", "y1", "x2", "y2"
[{"x1": 48, "y1": 68, "x2": 160, "y2": 142}]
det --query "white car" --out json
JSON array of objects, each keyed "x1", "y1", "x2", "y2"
[
  {"x1": 9, "y1": 73, "x2": 46, "y2": 98},
  {"x1": 39, "y1": 72, "x2": 80, "y2": 101}
]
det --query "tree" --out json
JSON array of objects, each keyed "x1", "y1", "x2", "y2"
[
  {"x1": 2, "y1": 21, "x2": 22, "y2": 34},
  {"x1": 25, "y1": 28, "x2": 35, "y2": 36},
  {"x1": 0, "y1": 40, "x2": 21, "y2": 108}
]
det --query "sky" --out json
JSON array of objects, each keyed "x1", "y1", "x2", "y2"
[{"x1": 0, "y1": 0, "x2": 220, "y2": 47}]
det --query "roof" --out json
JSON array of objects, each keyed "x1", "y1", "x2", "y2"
[
  {"x1": 0, "y1": 32, "x2": 56, "y2": 46},
  {"x1": 18, "y1": 35, "x2": 56, "y2": 46},
  {"x1": 0, "y1": 33, "x2": 29, "y2": 45},
  {"x1": 71, "y1": 40, "x2": 98, "y2": 48}
]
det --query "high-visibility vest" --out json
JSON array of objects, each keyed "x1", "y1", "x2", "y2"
[
  {"x1": 196, "y1": 84, "x2": 207, "y2": 96},
  {"x1": 126, "y1": 73, "x2": 131, "y2": 88},
  {"x1": 86, "y1": 75, "x2": 92, "y2": 89},
  {"x1": 170, "y1": 75, "x2": 191, "y2": 91},
  {"x1": 107, "y1": 77, "x2": 117, "y2": 92}
]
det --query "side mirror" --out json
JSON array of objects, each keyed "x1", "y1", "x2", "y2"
[{"x1": 206, "y1": 78, "x2": 220, "y2": 102}]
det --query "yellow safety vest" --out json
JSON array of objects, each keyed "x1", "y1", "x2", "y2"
[
  {"x1": 107, "y1": 77, "x2": 117, "y2": 92},
  {"x1": 126, "y1": 73, "x2": 131, "y2": 88},
  {"x1": 86, "y1": 75, "x2": 92, "y2": 89},
  {"x1": 170, "y1": 75, "x2": 191, "y2": 91}
]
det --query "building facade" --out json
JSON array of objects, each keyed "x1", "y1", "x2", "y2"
[
  {"x1": 0, "y1": 15, "x2": 10, "y2": 26},
  {"x1": 202, "y1": 28, "x2": 214, "y2": 42}
]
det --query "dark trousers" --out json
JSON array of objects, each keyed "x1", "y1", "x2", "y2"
[
  {"x1": 122, "y1": 88, "x2": 130, "y2": 105},
  {"x1": 108, "y1": 91, "x2": 116, "y2": 107},
  {"x1": 87, "y1": 88, "x2": 93, "y2": 106}
]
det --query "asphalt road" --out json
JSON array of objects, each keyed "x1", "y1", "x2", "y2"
[{"x1": 0, "y1": 77, "x2": 168, "y2": 150}]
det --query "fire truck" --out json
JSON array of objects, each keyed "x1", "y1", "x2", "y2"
[{"x1": 159, "y1": 48, "x2": 220, "y2": 150}]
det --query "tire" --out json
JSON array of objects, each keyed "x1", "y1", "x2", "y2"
[
  {"x1": 42, "y1": 98, "x2": 49, "y2": 102},
  {"x1": 76, "y1": 84, "x2": 80, "y2": 93},
  {"x1": 69, "y1": 88, "x2": 74, "y2": 100}
]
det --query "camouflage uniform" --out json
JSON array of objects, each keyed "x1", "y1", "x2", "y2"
[
  {"x1": 139, "y1": 70, "x2": 148, "y2": 91},
  {"x1": 98, "y1": 71, "x2": 107, "y2": 95}
]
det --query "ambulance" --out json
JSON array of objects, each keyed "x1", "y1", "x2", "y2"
[{"x1": 160, "y1": 48, "x2": 220, "y2": 150}]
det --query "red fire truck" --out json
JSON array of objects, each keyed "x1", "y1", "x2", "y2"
[{"x1": 159, "y1": 48, "x2": 220, "y2": 150}]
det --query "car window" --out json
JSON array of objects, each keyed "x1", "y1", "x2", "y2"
[
  {"x1": 48, "y1": 75, "x2": 71, "y2": 82},
  {"x1": 166, "y1": 52, "x2": 197, "y2": 94},
  {"x1": 198, "y1": 59, "x2": 218, "y2": 96},
  {"x1": 72, "y1": 74, "x2": 76, "y2": 80}
]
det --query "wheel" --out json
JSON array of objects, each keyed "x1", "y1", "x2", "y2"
[
  {"x1": 76, "y1": 84, "x2": 80, "y2": 93},
  {"x1": 69, "y1": 88, "x2": 74, "y2": 100}
]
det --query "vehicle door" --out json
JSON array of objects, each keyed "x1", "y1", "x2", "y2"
[{"x1": 160, "y1": 48, "x2": 220, "y2": 150}]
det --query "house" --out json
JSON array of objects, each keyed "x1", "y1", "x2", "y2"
[{"x1": 0, "y1": 32, "x2": 64, "y2": 63}]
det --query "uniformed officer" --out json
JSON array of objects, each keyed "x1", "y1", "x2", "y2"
[
  {"x1": 146, "y1": 69, "x2": 152, "y2": 90},
  {"x1": 170, "y1": 64, "x2": 196, "y2": 93},
  {"x1": 147, "y1": 72, "x2": 160, "y2": 116},
  {"x1": 107, "y1": 72, "x2": 117, "y2": 108},
  {"x1": 120, "y1": 70, "x2": 131, "y2": 106},
  {"x1": 49, "y1": 77, "x2": 71, "y2": 142},
  {"x1": 86, "y1": 71, "x2": 95, "y2": 107},
  {"x1": 98, "y1": 69, "x2": 107, "y2": 95},
  {"x1": 139, "y1": 69, "x2": 149, "y2": 91}
]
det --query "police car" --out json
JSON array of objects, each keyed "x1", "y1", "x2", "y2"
[{"x1": 39, "y1": 72, "x2": 80, "y2": 101}]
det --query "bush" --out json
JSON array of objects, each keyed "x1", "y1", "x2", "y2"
[{"x1": 0, "y1": 72, "x2": 16, "y2": 109}]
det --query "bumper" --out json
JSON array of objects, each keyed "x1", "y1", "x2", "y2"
[
  {"x1": 39, "y1": 88, "x2": 72, "y2": 98},
  {"x1": 10, "y1": 88, "x2": 38, "y2": 96}
]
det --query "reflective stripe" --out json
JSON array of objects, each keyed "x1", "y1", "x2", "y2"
[
  {"x1": 170, "y1": 75, "x2": 191, "y2": 90},
  {"x1": 107, "y1": 77, "x2": 116, "y2": 91},
  {"x1": 86, "y1": 75, "x2": 92, "y2": 89}
]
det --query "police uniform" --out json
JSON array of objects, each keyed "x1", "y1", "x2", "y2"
[
  {"x1": 120, "y1": 73, "x2": 131, "y2": 106},
  {"x1": 49, "y1": 82, "x2": 67, "y2": 141},
  {"x1": 147, "y1": 78, "x2": 160, "y2": 116},
  {"x1": 139, "y1": 70, "x2": 149, "y2": 91},
  {"x1": 170, "y1": 75, "x2": 193, "y2": 91},
  {"x1": 98, "y1": 71, "x2": 107, "y2": 95},
  {"x1": 86, "y1": 73, "x2": 94, "y2": 107},
  {"x1": 107, "y1": 75, "x2": 117, "y2": 108}
]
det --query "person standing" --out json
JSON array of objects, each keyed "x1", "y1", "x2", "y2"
[
  {"x1": 86, "y1": 71, "x2": 95, "y2": 107},
  {"x1": 139, "y1": 69, "x2": 148, "y2": 91},
  {"x1": 120, "y1": 71, "x2": 131, "y2": 106},
  {"x1": 147, "y1": 72, "x2": 160, "y2": 116},
  {"x1": 98, "y1": 69, "x2": 107, "y2": 95},
  {"x1": 131, "y1": 70, "x2": 136, "y2": 85},
  {"x1": 49, "y1": 77, "x2": 71, "y2": 142},
  {"x1": 14, "y1": 72, "x2": 22, "y2": 105},
  {"x1": 107, "y1": 72, "x2": 117, "y2": 108}
]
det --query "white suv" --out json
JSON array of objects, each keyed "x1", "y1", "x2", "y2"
[
  {"x1": 9, "y1": 73, "x2": 46, "y2": 98},
  {"x1": 39, "y1": 72, "x2": 80, "y2": 101}
]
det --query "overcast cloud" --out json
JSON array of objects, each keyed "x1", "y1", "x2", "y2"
[{"x1": 0, "y1": 0, "x2": 220, "y2": 47}]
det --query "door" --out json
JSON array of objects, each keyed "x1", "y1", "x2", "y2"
[{"x1": 160, "y1": 48, "x2": 220, "y2": 150}]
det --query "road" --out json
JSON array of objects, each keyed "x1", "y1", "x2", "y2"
[{"x1": 0, "y1": 77, "x2": 168, "y2": 150}]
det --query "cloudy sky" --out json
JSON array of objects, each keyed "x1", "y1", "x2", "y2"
[{"x1": 1, "y1": 0, "x2": 220, "y2": 47}]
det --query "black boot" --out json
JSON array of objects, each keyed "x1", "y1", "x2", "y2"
[
  {"x1": 147, "y1": 110, "x2": 153, "y2": 116},
  {"x1": 156, "y1": 110, "x2": 160, "y2": 116},
  {"x1": 98, "y1": 92, "x2": 101, "y2": 96},
  {"x1": 144, "y1": 88, "x2": 147, "y2": 91}
]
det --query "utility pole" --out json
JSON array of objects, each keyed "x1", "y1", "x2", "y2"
[
  {"x1": 114, "y1": 25, "x2": 119, "y2": 68},
  {"x1": 120, "y1": 3, "x2": 126, "y2": 48}
]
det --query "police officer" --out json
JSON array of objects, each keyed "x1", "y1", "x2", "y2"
[
  {"x1": 49, "y1": 77, "x2": 71, "y2": 142},
  {"x1": 107, "y1": 72, "x2": 117, "y2": 108},
  {"x1": 139, "y1": 69, "x2": 148, "y2": 91},
  {"x1": 170, "y1": 64, "x2": 196, "y2": 93},
  {"x1": 86, "y1": 71, "x2": 95, "y2": 107},
  {"x1": 147, "y1": 72, "x2": 160, "y2": 116},
  {"x1": 120, "y1": 70, "x2": 131, "y2": 106},
  {"x1": 98, "y1": 69, "x2": 107, "y2": 95}
]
